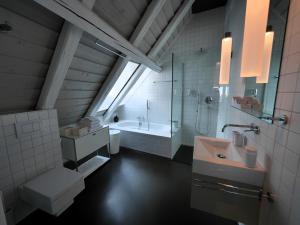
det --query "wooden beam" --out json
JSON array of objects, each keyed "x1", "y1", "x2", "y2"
[
  {"x1": 33, "y1": 0, "x2": 161, "y2": 72},
  {"x1": 130, "y1": 0, "x2": 166, "y2": 46},
  {"x1": 36, "y1": 0, "x2": 96, "y2": 110},
  {"x1": 85, "y1": 0, "x2": 166, "y2": 116},
  {"x1": 101, "y1": 0, "x2": 194, "y2": 120},
  {"x1": 148, "y1": 0, "x2": 194, "y2": 58},
  {"x1": 36, "y1": 22, "x2": 83, "y2": 109}
]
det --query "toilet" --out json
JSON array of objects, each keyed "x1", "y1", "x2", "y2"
[{"x1": 20, "y1": 167, "x2": 85, "y2": 216}]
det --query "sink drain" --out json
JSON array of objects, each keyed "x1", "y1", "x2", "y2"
[{"x1": 217, "y1": 153, "x2": 226, "y2": 159}]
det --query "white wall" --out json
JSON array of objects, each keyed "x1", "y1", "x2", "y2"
[
  {"x1": 117, "y1": 8, "x2": 225, "y2": 142},
  {"x1": 0, "y1": 109, "x2": 62, "y2": 223},
  {"x1": 117, "y1": 62, "x2": 172, "y2": 125},
  {"x1": 219, "y1": 0, "x2": 300, "y2": 224}
]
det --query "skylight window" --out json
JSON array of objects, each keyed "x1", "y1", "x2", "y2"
[
  {"x1": 97, "y1": 61, "x2": 139, "y2": 112},
  {"x1": 120, "y1": 68, "x2": 152, "y2": 105}
]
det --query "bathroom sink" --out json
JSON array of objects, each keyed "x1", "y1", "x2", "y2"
[{"x1": 193, "y1": 136, "x2": 265, "y2": 186}]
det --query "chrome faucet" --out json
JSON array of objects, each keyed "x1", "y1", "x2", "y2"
[
  {"x1": 222, "y1": 123, "x2": 260, "y2": 134},
  {"x1": 137, "y1": 116, "x2": 145, "y2": 129}
]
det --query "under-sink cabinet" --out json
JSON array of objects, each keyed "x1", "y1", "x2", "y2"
[{"x1": 191, "y1": 173, "x2": 262, "y2": 225}]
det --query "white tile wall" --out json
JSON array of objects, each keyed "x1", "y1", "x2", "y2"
[
  {"x1": 117, "y1": 67, "x2": 172, "y2": 125},
  {"x1": 219, "y1": 0, "x2": 300, "y2": 224},
  {"x1": 160, "y1": 8, "x2": 225, "y2": 145},
  {"x1": 0, "y1": 109, "x2": 62, "y2": 215},
  {"x1": 118, "y1": 8, "x2": 225, "y2": 147}
]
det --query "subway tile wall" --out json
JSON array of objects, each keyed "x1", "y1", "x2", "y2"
[
  {"x1": 164, "y1": 7, "x2": 225, "y2": 145},
  {"x1": 118, "y1": 8, "x2": 224, "y2": 143},
  {"x1": 117, "y1": 66, "x2": 172, "y2": 125},
  {"x1": 220, "y1": 0, "x2": 300, "y2": 224},
  {"x1": 0, "y1": 110, "x2": 62, "y2": 214}
]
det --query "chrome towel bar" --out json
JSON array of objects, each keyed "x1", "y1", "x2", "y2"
[{"x1": 192, "y1": 178, "x2": 273, "y2": 202}]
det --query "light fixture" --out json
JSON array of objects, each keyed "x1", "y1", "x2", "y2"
[
  {"x1": 219, "y1": 32, "x2": 232, "y2": 85},
  {"x1": 256, "y1": 26, "x2": 274, "y2": 83},
  {"x1": 240, "y1": 0, "x2": 270, "y2": 77},
  {"x1": 95, "y1": 40, "x2": 126, "y2": 59}
]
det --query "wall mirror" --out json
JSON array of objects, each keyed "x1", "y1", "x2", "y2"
[{"x1": 232, "y1": 0, "x2": 290, "y2": 121}]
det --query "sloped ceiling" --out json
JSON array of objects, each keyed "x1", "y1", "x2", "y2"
[
  {"x1": 55, "y1": 0, "x2": 186, "y2": 126},
  {"x1": 192, "y1": 0, "x2": 227, "y2": 14},
  {"x1": 0, "y1": 0, "x2": 190, "y2": 126},
  {"x1": 0, "y1": 0, "x2": 63, "y2": 113},
  {"x1": 139, "y1": 0, "x2": 183, "y2": 54},
  {"x1": 93, "y1": 0, "x2": 151, "y2": 39}
]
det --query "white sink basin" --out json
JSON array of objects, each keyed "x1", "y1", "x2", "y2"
[{"x1": 193, "y1": 136, "x2": 265, "y2": 187}]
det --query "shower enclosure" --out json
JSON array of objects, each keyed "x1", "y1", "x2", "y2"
[{"x1": 171, "y1": 48, "x2": 221, "y2": 152}]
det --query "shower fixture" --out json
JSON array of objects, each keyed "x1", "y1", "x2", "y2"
[
  {"x1": 195, "y1": 93, "x2": 217, "y2": 135},
  {"x1": 204, "y1": 96, "x2": 214, "y2": 104},
  {"x1": 146, "y1": 100, "x2": 150, "y2": 131}
]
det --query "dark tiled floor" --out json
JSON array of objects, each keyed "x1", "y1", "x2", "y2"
[
  {"x1": 18, "y1": 148, "x2": 237, "y2": 225},
  {"x1": 173, "y1": 145, "x2": 194, "y2": 165}
]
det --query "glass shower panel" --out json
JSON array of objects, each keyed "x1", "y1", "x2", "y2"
[
  {"x1": 171, "y1": 48, "x2": 220, "y2": 149},
  {"x1": 171, "y1": 53, "x2": 184, "y2": 157},
  {"x1": 171, "y1": 53, "x2": 183, "y2": 135}
]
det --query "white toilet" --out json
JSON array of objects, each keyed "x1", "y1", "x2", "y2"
[{"x1": 20, "y1": 167, "x2": 85, "y2": 216}]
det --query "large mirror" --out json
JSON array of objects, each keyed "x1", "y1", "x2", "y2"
[{"x1": 232, "y1": 0, "x2": 290, "y2": 121}]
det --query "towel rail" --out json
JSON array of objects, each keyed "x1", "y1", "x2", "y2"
[{"x1": 192, "y1": 178, "x2": 273, "y2": 202}]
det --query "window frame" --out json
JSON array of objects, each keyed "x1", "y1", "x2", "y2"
[{"x1": 96, "y1": 61, "x2": 140, "y2": 114}]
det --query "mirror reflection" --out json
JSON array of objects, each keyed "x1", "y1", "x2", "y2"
[{"x1": 232, "y1": 0, "x2": 290, "y2": 120}]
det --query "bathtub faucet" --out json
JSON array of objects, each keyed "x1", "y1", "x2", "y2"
[{"x1": 137, "y1": 116, "x2": 145, "y2": 129}]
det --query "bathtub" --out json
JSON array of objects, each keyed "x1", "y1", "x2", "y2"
[
  {"x1": 110, "y1": 120, "x2": 171, "y2": 137},
  {"x1": 109, "y1": 120, "x2": 173, "y2": 158}
]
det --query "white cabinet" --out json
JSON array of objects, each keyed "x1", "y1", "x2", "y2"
[
  {"x1": 61, "y1": 126, "x2": 110, "y2": 177},
  {"x1": 191, "y1": 173, "x2": 261, "y2": 225}
]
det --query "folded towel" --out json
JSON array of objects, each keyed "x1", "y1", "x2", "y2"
[{"x1": 79, "y1": 117, "x2": 102, "y2": 132}]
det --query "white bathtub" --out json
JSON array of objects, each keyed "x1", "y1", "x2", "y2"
[
  {"x1": 109, "y1": 120, "x2": 172, "y2": 158},
  {"x1": 110, "y1": 120, "x2": 171, "y2": 137}
]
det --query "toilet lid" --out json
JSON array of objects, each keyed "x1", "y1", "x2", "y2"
[{"x1": 22, "y1": 167, "x2": 84, "y2": 201}]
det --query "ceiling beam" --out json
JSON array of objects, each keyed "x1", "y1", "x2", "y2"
[
  {"x1": 36, "y1": 23, "x2": 82, "y2": 109},
  {"x1": 36, "y1": 0, "x2": 96, "y2": 110},
  {"x1": 148, "y1": 0, "x2": 194, "y2": 58},
  {"x1": 85, "y1": 0, "x2": 166, "y2": 116},
  {"x1": 130, "y1": 0, "x2": 166, "y2": 46},
  {"x1": 33, "y1": 0, "x2": 161, "y2": 72},
  {"x1": 101, "y1": 0, "x2": 194, "y2": 120}
]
